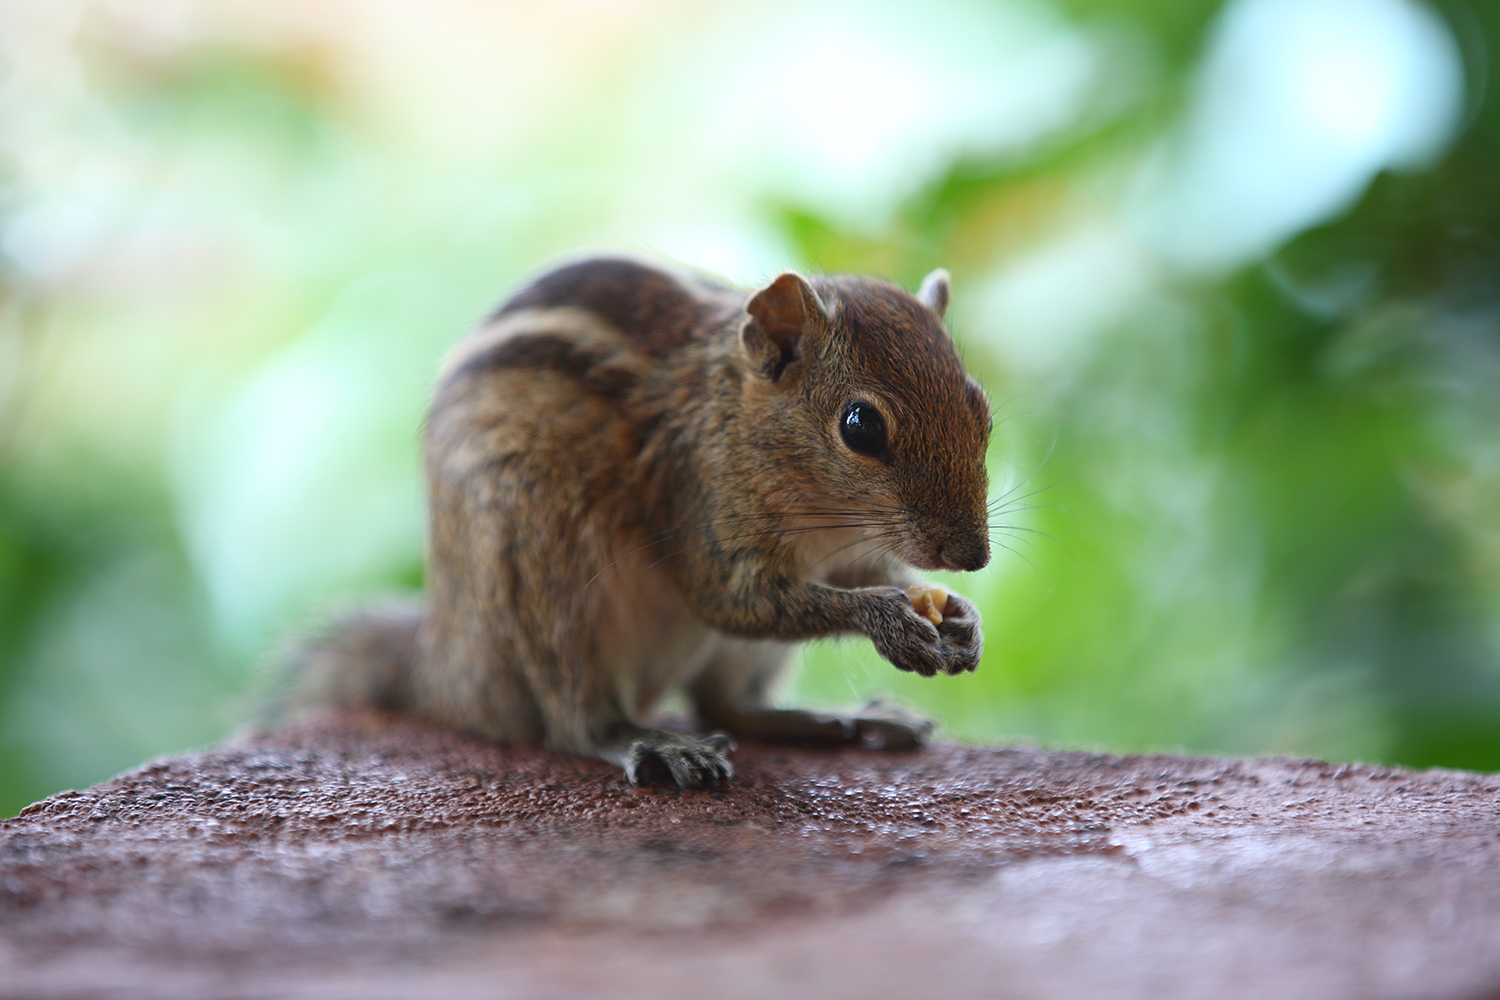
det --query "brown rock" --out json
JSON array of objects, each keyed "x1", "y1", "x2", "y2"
[{"x1": 3, "y1": 711, "x2": 1499, "y2": 999}]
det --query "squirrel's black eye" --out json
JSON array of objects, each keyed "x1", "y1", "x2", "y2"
[{"x1": 839, "y1": 401, "x2": 888, "y2": 458}]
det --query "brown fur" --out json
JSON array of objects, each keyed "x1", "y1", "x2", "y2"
[{"x1": 287, "y1": 255, "x2": 991, "y2": 787}]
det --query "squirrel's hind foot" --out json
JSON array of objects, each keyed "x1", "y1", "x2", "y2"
[
  {"x1": 698, "y1": 700, "x2": 935, "y2": 751},
  {"x1": 848, "y1": 698, "x2": 936, "y2": 750},
  {"x1": 606, "y1": 729, "x2": 736, "y2": 788}
]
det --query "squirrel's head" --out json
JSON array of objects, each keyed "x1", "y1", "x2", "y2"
[{"x1": 738, "y1": 268, "x2": 991, "y2": 573}]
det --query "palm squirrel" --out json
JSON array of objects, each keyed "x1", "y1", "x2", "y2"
[{"x1": 288, "y1": 256, "x2": 992, "y2": 787}]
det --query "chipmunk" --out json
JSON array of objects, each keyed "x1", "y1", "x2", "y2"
[{"x1": 290, "y1": 256, "x2": 991, "y2": 787}]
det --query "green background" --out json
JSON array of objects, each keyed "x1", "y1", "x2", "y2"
[{"x1": 3, "y1": 0, "x2": 1498, "y2": 815}]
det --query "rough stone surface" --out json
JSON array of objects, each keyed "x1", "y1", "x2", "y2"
[{"x1": 3, "y1": 711, "x2": 1500, "y2": 1000}]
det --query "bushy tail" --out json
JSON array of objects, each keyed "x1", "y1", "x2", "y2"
[{"x1": 263, "y1": 600, "x2": 423, "y2": 724}]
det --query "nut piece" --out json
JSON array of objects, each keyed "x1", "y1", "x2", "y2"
[{"x1": 907, "y1": 584, "x2": 949, "y2": 627}]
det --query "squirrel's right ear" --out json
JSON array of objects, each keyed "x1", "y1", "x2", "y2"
[
  {"x1": 742, "y1": 272, "x2": 828, "y2": 380},
  {"x1": 918, "y1": 268, "x2": 951, "y2": 319}
]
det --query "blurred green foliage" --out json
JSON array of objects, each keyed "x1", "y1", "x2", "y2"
[{"x1": 2, "y1": 0, "x2": 1497, "y2": 815}]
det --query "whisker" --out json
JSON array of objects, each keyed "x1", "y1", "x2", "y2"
[
  {"x1": 634, "y1": 507, "x2": 882, "y2": 545},
  {"x1": 992, "y1": 537, "x2": 1041, "y2": 574},
  {"x1": 986, "y1": 474, "x2": 1078, "y2": 511},
  {"x1": 840, "y1": 531, "x2": 906, "y2": 578},
  {"x1": 639, "y1": 521, "x2": 903, "y2": 574},
  {"x1": 984, "y1": 391, "x2": 1060, "y2": 496},
  {"x1": 988, "y1": 499, "x2": 1063, "y2": 513},
  {"x1": 986, "y1": 523, "x2": 1055, "y2": 540},
  {"x1": 581, "y1": 507, "x2": 903, "y2": 590},
  {"x1": 803, "y1": 527, "x2": 907, "y2": 577}
]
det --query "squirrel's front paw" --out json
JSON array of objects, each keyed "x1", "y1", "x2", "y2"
[
  {"x1": 869, "y1": 586, "x2": 983, "y2": 678},
  {"x1": 935, "y1": 591, "x2": 982, "y2": 673}
]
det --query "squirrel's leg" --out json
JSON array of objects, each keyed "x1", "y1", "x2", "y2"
[
  {"x1": 517, "y1": 631, "x2": 736, "y2": 789},
  {"x1": 511, "y1": 639, "x2": 734, "y2": 788},
  {"x1": 525, "y1": 609, "x2": 734, "y2": 789},
  {"x1": 689, "y1": 638, "x2": 935, "y2": 750}
]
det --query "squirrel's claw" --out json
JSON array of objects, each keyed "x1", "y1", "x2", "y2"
[
  {"x1": 621, "y1": 732, "x2": 735, "y2": 789},
  {"x1": 852, "y1": 699, "x2": 936, "y2": 749}
]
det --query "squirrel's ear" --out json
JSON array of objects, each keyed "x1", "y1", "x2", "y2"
[
  {"x1": 917, "y1": 268, "x2": 951, "y2": 319},
  {"x1": 743, "y1": 272, "x2": 828, "y2": 380}
]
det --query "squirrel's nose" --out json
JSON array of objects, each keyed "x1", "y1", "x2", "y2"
[{"x1": 937, "y1": 538, "x2": 989, "y2": 572}]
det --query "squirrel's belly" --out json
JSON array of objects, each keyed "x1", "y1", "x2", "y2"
[{"x1": 595, "y1": 547, "x2": 718, "y2": 720}]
